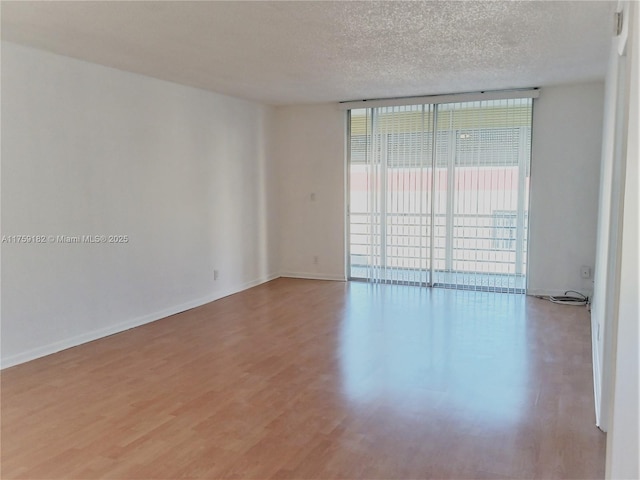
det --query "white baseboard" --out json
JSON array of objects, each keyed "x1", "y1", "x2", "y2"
[
  {"x1": 591, "y1": 313, "x2": 602, "y2": 428},
  {"x1": 527, "y1": 288, "x2": 587, "y2": 297},
  {"x1": 527, "y1": 289, "x2": 561, "y2": 297},
  {"x1": 280, "y1": 271, "x2": 346, "y2": 282},
  {"x1": 1, "y1": 273, "x2": 281, "y2": 369}
]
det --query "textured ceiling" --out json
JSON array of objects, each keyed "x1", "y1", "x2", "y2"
[{"x1": 1, "y1": 1, "x2": 615, "y2": 105}]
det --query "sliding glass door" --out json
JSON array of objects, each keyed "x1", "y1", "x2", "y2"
[{"x1": 348, "y1": 98, "x2": 532, "y2": 293}]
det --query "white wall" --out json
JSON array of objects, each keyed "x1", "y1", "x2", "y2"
[
  {"x1": 592, "y1": 37, "x2": 628, "y2": 430},
  {"x1": 606, "y1": 2, "x2": 640, "y2": 477},
  {"x1": 527, "y1": 82, "x2": 605, "y2": 296},
  {"x1": 1, "y1": 42, "x2": 280, "y2": 367},
  {"x1": 275, "y1": 104, "x2": 346, "y2": 280}
]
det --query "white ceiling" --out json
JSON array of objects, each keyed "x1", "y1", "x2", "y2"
[{"x1": 1, "y1": 1, "x2": 615, "y2": 106}]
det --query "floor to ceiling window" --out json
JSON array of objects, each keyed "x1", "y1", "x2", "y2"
[{"x1": 348, "y1": 96, "x2": 533, "y2": 293}]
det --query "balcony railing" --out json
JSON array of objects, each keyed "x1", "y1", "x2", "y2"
[{"x1": 349, "y1": 211, "x2": 527, "y2": 292}]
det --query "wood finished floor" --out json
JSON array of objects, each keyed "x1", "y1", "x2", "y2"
[{"x1": 1, "y1": 278, "x2": 605, "y2": 479}]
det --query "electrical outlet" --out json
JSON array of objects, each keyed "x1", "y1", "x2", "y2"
[
  {"x1": 580, "y1": 265, "x2": 592, "y2": 279},
  {"x1": 214, "y1": 269, "x2": 219, "y2": 280},
  {"x1": 313, "y1": 256, "x2": 319, "y2": 265}
]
